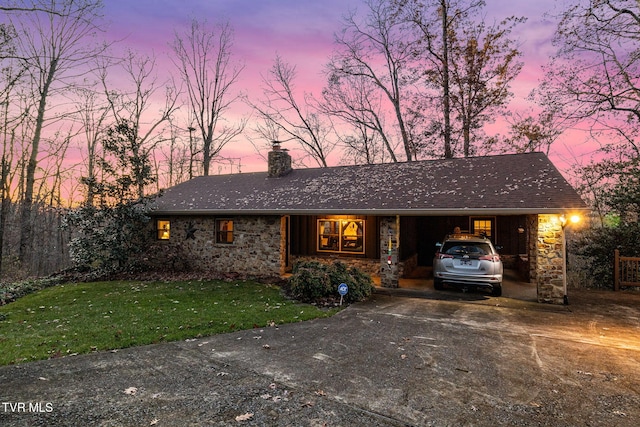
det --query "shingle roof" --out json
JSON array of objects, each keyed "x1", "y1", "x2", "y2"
[{"x1": 151, "y1": 152, "x2": 587, "y2": 216}]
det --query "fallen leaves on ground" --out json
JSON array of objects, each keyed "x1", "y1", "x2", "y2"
[
  {"x1": 123, "y1": 387, "x2": 138, "y2": 395},
  {"x1": 235, "y1": 412, "x2": 253, "y2": 422}
]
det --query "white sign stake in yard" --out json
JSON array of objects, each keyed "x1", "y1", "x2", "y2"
[{"x1": 338, "y1": 283, "x2": 348, "y2": 306}]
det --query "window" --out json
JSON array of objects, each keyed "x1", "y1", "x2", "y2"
[
  {"x1": 318, "y1": 219, "x2": 364, "y2": 254},
  {"x1": 216, "y1": 219, "x2": 234, "y2": 244},
  {"x1": 157, "y1": 220, "x2": 171, "y2": 240},
  {"x1": 471, "y1": 217, "x2": 495, "y2": 239}
]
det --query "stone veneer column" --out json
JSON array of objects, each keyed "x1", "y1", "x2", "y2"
[
  {"x1": 526, "y1": 214, "x2": 538, "y2": 284},
  {"x1": 536, "y1": 214, "x2": 565, "y2": 304},
  {"x1": 380, "y1": 216, "x2": 399, "y2": 288}
]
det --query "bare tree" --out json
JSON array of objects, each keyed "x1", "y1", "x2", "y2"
[
  {"x1": 499, "y1": 106, "x2": 574, "y2": 156},
  {"x1": 251, "y1": 55, "x2": 335, "y2": 167},
  {"x1": 329, "y1": 0, "x2": 417, "y2": 161},
  {"x1": 400, "y1": 0, "x2": 485, "y2": 158},
  {"x1": 329, "y1": 0, "x2": 521, "y2": 160},
  {"x1": 448, "y1": 15, "x2": 524, "y2": 156},
  {"x1": 171, "y1": 19, "x2": 245, "y2": 176},
  {"x1": 99, "y1": 50, "x2": 179, "y2": 198},
  {"x1": 0, "y1": 3, "x2": 70, "y2": 15},
  {"x1": 536, "y1": 0, "x2": 640, "y2": 227},
  {"x1": 38, "y1": 129, "x2": 77, "y2": 206},
  {"x1": 155, "y1": 118, "x2": 192, "y2": 189},
  {"x1": 541, "y1": 0, "x2": 640, "y2": 158},
  {"x1": 4, "y1": 0, "x2": 106, "y2": 267},
  {"x1": 321, "y1": 71, "x2": 398, "y2": 163},
  {"x1": 0, "y1": 36, "x2": 27, "y2": 275},
  {"x1": 339, "y1": 128, "x2": 387, "y2": 165},
  {"x1": 397, "y1": 0, "x2": 525, "y2": 157},
  {"x1": 72, "y1": 86, "x2": 109, "y2": 205}
]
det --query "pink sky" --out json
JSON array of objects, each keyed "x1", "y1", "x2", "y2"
[{"x1": 99, "y1": 0, "x2": 592, "y2": 178}]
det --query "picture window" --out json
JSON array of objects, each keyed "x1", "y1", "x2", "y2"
[{"x1": 318, "y1": 219, "x2": 364, "y2": 254}]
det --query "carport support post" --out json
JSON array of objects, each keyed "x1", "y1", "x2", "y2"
[
  {"x1": 380, "y1": 216, "x2": 400, "y2": 288},
  {"x1": 562, "y1": 222, "x2": 568, "y2": 305},
  {"x1": 536, "y1": 214, "x2": 566, "y2": 304}
]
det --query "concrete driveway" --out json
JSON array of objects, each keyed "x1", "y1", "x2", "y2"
[{"x1": 1, "y1": 288, "x2": 640, "y2": 426}]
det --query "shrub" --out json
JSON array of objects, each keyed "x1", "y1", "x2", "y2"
[
  {"x1": 62, "y1": 198, "x2": 154, "y2": 275},
  {"x1": 0, "y1": 276, "x2": 65, "y2": 306},
  {"x1": 571, "y1": 221, "x2": 640, "y2": 289},
  {"x1": 287, "y1": 260, "x2": 374, "y2": 304}
]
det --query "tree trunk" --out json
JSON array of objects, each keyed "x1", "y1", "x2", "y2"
[
  {"x1": 394, "y1": 100, "x2": 413, "y2": 161},
  {"x1": 203, "y1": 132, "x2": 212, "y2": 176},
  {"x1": 19, "y1": 60, "x2": 56, "y2": 266},
  {"x1": 463, "y1": 120, "x2": 471, "y2": 157},
  {"x1": 441, "y1": 1, "x2": 453, "y2": 159},
  {"x1": 0, "y1": 158, "x2": 9, "y2": 277}
]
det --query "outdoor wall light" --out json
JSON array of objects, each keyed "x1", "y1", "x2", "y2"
[{"x1": 559, "y1": 214, "x2": 581, "y2": 229}]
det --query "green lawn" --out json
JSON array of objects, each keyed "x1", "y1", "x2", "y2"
[{"x1": 0, "y1": 280, "x2": 339, "y2": 366}]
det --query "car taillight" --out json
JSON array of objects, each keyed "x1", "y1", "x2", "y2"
[
  {"x1": 437, "y1": 252, "x2": 454, "y2": 259},
  {"x1": 479, "y1": 255, "x2": 500, "y2": 262}
]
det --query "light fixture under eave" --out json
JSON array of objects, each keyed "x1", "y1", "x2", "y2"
[{"x1": 559, "y1": 214, "x2": 581, "y2": 229}]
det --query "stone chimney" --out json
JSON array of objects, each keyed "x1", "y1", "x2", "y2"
[{"x1": 268, "y1": 141, "x2": 292, "y2": 177}]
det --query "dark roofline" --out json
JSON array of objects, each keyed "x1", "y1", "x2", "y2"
[
  {"x1": 151, "y1": 152, "x2": 588, "y2": 215},
  {"x1": 151, "y1": 207, "x2": 590, "y2": 217}
]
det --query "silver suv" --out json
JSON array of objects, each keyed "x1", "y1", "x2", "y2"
[{"x1": 433, "y1": 234, "x2": 503, "y2": 296}]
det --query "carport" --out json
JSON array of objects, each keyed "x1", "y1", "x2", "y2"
[
  {"x1": 386, "y1": 211, "x2": 584, "y2": 304},
  {"x1": 398, "y1": 215, "x2": 529, "y2": 271}
]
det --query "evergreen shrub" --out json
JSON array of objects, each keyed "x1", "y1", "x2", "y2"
[
  {"x1": 572, "y1": 222, "x2": 640, "y2": 289},
  {"x1": 287, "y1": 260, "x2": 374, "y2": 304}
]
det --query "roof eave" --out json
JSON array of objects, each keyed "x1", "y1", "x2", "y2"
[{"x1": 150, "y1": 207, "x2": 590, "y2": 216}]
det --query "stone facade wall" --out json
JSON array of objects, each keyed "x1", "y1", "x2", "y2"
[
  {"x1": 527, "y1": 214, "x2": 538, "y2": 283},
  {"x1": 158, "y1": 215, "x2": 283, "y2": 278},
  {"x1": 380, "y1": 216, "x2": 400, "y2": 288},
  {"x1": 155, "y1": 213, "x2": 566, "y2": 301},
  {"x1": 535, "y1": 214, "x2": 565, "y2": 304}
]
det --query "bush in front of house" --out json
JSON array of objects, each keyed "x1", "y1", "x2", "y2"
[
  {"x1": 63, "y1": 197, "x2": 156, "y2": 277},
  {"x1": 287, "y1": 260, "x2": 374, "y2": 304},
  {"x1": 571, "y1": 221, "x2": 640, "y2": 289}
]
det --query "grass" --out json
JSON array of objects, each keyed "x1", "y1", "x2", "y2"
[{"x1": 0, "y1": 279, "x2": 340, "y2": 366}]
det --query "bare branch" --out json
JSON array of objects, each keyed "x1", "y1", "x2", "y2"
[{"x1": 171, "y1": 19, "x2": 245, "y2": 176}]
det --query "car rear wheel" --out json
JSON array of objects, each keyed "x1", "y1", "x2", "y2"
[
  {"x1": 434, "y1": 278, "x2": 444, "y2": 290},
  {"x1": 491, "y1": 284, "x2": 502, "y2": 297}
]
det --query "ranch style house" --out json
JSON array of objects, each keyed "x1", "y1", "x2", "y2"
[{"x1": 150, "y1": 145, "x2": 588, "y2": 304}]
